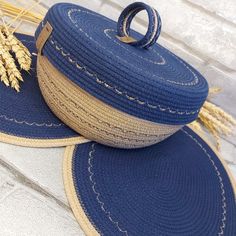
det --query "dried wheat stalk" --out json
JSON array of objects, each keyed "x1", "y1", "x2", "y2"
[
  {"x1": 0, "y1": 33, "x2": 23, "y2": 92},
  {"x1": 0, "y1": 0, "x2": 46, "y2": 91},
  {"x1": 203, "y1": 101, "x2": 236, "y2": 126},
  {"x1": 0, "y1": 54, "x2": 9, "y2": 86},
  {"x1": 208, "y1": 87, "x2": 221, "y2": 95},
  {"x1": 2, "y1": 27, "x2": 31, "y2": 71},
  {"x1": 0, "y1": 0, "x2": 45, "y2": 26},
  {"x1": 190, "y1": 87, "x2": 236, "y2": 149}
]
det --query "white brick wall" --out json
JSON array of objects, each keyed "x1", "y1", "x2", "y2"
[{"x1": 187, "y1": 0, "x2": 236, "y2": 24}]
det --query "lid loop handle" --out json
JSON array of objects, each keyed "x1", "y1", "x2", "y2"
[{"x1": 117, "y1": 2, "x2": 162, "y2": 49}]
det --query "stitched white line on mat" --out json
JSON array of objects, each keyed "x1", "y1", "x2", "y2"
[
  {"x1": 0, "y1": 114, "x2": 64, "y2": 127},
  {"x1": 84, "y1": 130, "x2": 226, "y2": 235},
  {"x1": 88, "y1": 143, "x2": 129, "y2": 235},
  {"x1": 182, "y1": 129, "x2": 226, "y2": 236},
  {"x1": 0, "y1": 38, "x2": 61, "y2": 127}
]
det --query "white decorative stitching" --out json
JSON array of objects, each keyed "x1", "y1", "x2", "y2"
[
  {"x1": 182, "y1": 129, "x2": 227, "y2": 236},
  {"x1": 104, "y1": 29, "x2": 198, "y2": 86},
  {"x1": 41, "y1": 66, "x2": 177, "y2": 139},
  {"x1": 156, "y1": 45, "x2": 199, "y2": 86},
  {"x1": 85, "y1": 129, "x2": 227, "y2": 236},
  {"x1": 70, "y1": 9, "x2": 167, "y2": 71},
  {"x1": 68, "y1": 8, "x2": 199, "y2": 87},
  {"x1": 104, "y1": 29, "x2": 165, "y2": 65},
  {"x1": 42, "y1": 10, "x2": 199, "y2": 86},
  {"x1": 0, "y1": 39, "x2": 63, "y2": 128},
  {"x1": 87, "y1": 130, "x2": 227, "y2": 235},
  {"x1": 0, "y1": 114, "x2": 64, "y2": 127},
  {"x1": 88, "y1": 143, "x2": 128, "y2": 235}
]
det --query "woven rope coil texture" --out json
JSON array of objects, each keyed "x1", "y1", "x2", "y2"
[
  {"x1": 37, "y1": 55, "x2": 182, "y2": 148},
  {"x1": 35, "y1": 3, "x2": 208, "y2": 125}
]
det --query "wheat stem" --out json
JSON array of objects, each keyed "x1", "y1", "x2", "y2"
[
  {"x1": 0, "y1": 0, "x2": 44, "y2": 30},
  {"x1": 203, "y1": 101, "x2": 236, "y2": 126},
  {"x1": 6, "y1": 0, "x2": 43, "y2": 29},
  {"x1": 191, "y1": 97, "x2": 236, "y2": 150},
  {"x1": 2, "y1": 27, "x2": 31, "y2": 71},
  {"x1": 209, "y1": 87, "x2": 221, "y2": 95}
]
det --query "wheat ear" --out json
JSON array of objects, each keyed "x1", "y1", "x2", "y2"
[
  {"x1": 209, "y1": 87, "x2": 221, "y2": 95},
  {"x1": 197, "y1": 109, "x2": 221, "y2": 149},
  {"x1": 0, "y1": 54, "x2": 9, "y2": 86},
  {"x1": 0, "y1": 29, "x2": 23, "y2": 92},
  {"x1": 190, "y1": 88, "x2": 236, "y2": 150},
  {"x1": 203, "y1": 101, "x2": 236, "y2": 126},
  {"x1": 2, "y1": 27, "x2": 31, "y2": 71},
  {"x1": 189, "y1": 120, "x2": 203, "y2": 133}
]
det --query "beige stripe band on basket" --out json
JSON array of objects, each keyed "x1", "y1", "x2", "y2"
[{"x1": 37, "y1": 55, "x2": 182, "y2": 148}]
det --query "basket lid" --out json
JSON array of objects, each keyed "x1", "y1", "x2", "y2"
[{"x1": 35, "y1": 2, "x2": 208, "y2": 125}]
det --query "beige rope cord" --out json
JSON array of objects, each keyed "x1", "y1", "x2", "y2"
[
  {"x1": 64, "y1": 145, "x2": 100, "y2": 236},
  {"x1": 37, "y1": 55, "x2": 182, "y2": 149},
  {"x1": 63, "y1": 128, "x2": 236, "y2": 236},
  {"x1": 0, "y1": 131, "x2": 89, "y2": 148}
]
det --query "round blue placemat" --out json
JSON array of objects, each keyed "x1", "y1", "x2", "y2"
[
  {"x1": 0, "y1": 33, "x2": 86, "y2": 147},
  {"x1": 64, "y1": 126, "x2": 236, "y2": 236}
]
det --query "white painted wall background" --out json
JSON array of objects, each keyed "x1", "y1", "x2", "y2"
[{"x1": 0, "y1": 1, "x2": 236, "y2": 235}]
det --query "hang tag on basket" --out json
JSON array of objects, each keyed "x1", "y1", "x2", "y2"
[{"x1": 36, "y1": 21, "x2": 53, "y2": 55}]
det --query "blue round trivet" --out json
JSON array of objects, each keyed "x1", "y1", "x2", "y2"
[
  {"x1": 64, "y1": 126, "x2": 236, "y2": 236},
  {"x1": 0, "y1": 33, "x2": 86, "y2": 147}
]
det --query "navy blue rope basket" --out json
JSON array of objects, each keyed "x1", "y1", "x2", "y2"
[{"x1": 35, "y1": 2, "x2": 209, "y2": 148}]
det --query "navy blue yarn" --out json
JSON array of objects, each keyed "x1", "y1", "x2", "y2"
[
  {"x1": 0, "y1": 33, "x2": 79, "y2": 139},
  {"x1": 71, "y1": 126, "x2": 236, "y2": 235},
  {"x1": 35, "y1": 3, "x2": 209, "y2": 125},
  {"x1": 117, "y1": 2, "x2": 162, "y2": 49}
]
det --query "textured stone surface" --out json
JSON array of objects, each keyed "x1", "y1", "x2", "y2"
[
  {"x1": 0, "y1": 143, "x2": 67, "y2": 203},
  {"x1": 0, "y1": 168, "x2": 84, "y2": 236},
  {"x1": 0, "y1": 166, "x2": 16, "y2": 201},
  {"x1": 219, "y1": 139, "x2": 236, "y2": 165},
  {"x1": 186, "y1": 0, "x2": 236, "y2": 24},
  {"x1": 202, "y1": 66, "x2": 236, "y2": 117}
]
